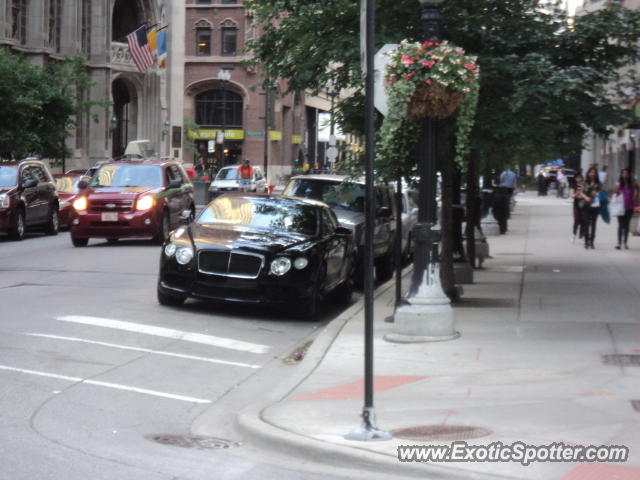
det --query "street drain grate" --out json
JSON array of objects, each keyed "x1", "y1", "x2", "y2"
[
  {"x1": 146, "y1": 434, "x2": 241, "y2": 450},
  {"x1": 391, "y1": 425, "x2": 491, "y2": 441},
  {"x1": 602, "y1": 354, "x2": 640, "y2": 367},
  {"x1": 631, "y1": 400, "x2": 640, "y2": 412}
]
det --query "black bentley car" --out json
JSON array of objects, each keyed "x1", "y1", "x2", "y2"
[{"x1": 157, "y1": 194, "x2": 355, "y2": 318}]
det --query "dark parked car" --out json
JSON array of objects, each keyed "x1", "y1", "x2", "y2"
[
  {"x1": 69, "y1": 160, "x2": 195, "y2": 246},
  {"x1": 157, "y1": 194, "x2": 355, "y2": 318},
  {"x1": 283, "y1": 174, "x2": 397, "y2": 282},
  {"x1": 0, "y1": 159, "x2": 59, "y2": 240},
  {"x1": 54, "y1": 173, "x2": 82, "y2": 227}
]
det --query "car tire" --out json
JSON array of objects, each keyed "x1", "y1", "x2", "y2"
[
  {"x1": 71, "y1": 235, "x2": 89, "y2": 247},
  {"x1": 157, "y1": 288, "x2": 186, "y2": 307},
  {"x1": 8, "y1": 209, "x2": 25, "y2": 241},
  {"x1": 44, "y1": 205, "x2": 59, "y2": 236},
  {"x1": 154, "y1": 210, "x2": 170, "y2": 245},
  {"x1": 375, "y1": 253, "x2": 394, "y2": 283},
  {"x1": 300, "y1": 264, "x2": 325, "y2": 320},
  {"x1": 333, "y1": 276, "x2": 354, "y2": 306}
]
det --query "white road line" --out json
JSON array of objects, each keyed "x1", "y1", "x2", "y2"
[
  {"x1": 0, "y1": 365, "x2": 211, "y2": 404},
  {"x1": 55, "y1": 315, "x2": 270, "y2": 354},
  {"x1": 26, "y1": 333, "x2": 260, "y2": 369}
]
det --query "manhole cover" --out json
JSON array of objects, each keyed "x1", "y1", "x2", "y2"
[
  {"x1": 146, "y1": 434, "x2": 241, "y2": 450},
  {"x1": 602, "y1": 354, "x2": 640, "y2": 367},
  {"x1": 391, "y1": 425, "x2": 491, "y2": 441}
]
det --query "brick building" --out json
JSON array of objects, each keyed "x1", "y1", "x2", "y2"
[{"x1": 180, "y1": 0, "x2": 307, "y2": 183}]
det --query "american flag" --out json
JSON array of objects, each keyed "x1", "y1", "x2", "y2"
[{"x1": 126, "y1": 26, "x2": 155, "y2": 72}]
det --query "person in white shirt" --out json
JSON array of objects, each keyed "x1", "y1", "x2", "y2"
[{"x1": 598, "y1": 165, "x2": 608, "y2": 185}]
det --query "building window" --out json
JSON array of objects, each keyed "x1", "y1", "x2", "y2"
[
  {"x1": 81, "y1": 0, "x2": 92, "y2": 55},
  {"x1": 48, "y1": 0, "x2": 62, "y2": 51},
  {"x1": 196, "y1": 28, "x2": 211, "y2": 56},
  {"x1": 196, "y1": 0, "x2": 211, "y2": 4},
  {"x1": 11, "y1": 0, "x2": 26, "y2": 44},
  {"x1": 221, "y1": 0, "x2": 238, "y2": 3},
  {"x1": 195, "y1": 90, "x2": 243, "y2": 128},
  {"x1": 221, "y1": 27, "x2": 237, "y2": 56}
]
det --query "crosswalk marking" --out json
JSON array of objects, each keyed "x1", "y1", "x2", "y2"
[
  {"x1": 0, "y1": 365, "x2": 211, "y2": 404},
  {"x1": 26, "y1": 333, "x2": 261, "y2": 369},
  {"x1": 55, "y1": 315, "x2": 270, "y2": 354}
]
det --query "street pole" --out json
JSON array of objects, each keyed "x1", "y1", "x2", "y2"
[
  {"x1": 263, "y1": 81, "x2": 270, "y2": 179},
  {"x1": 386, "y1": 0, "x2": 457, "y2": 343},
  {"x1": 345, "y1": 0, "x2": 390, "y2": 442},
  {"x1": 217, "y1": 69, "x2": 231, "y2": 169}
]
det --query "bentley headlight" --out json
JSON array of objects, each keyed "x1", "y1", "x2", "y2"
[
  {"x1": 73, "y1": 196, "x2": 87, "y2": 211},
  {"x1": 0, "y1": 194, "x2": 9, "y2": 209},
  {"x1": 293, "y1": 257, "x2": 309, "y2": 270},
  {"x1": 164, "y1": 243, "x2": 177, "y2": 257},
  {"x1": 270, "y1": 257, "x2": 292, "y2": 276},
  {"x1": 175, "y1": 247, "x2": 194, "y2": 265}
]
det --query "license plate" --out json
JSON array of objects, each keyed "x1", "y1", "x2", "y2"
[{"x1": 101, "y1": 212, "x2": 119, "y2": 222}]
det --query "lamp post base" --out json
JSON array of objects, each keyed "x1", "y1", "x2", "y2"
[{"x1": 386, "y1": 263, "x2": 458, "y2": 343}]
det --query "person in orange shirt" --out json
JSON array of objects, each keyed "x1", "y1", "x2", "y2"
[{"x1": 237, "y1": 159, "x2": 254, "y2": 192}]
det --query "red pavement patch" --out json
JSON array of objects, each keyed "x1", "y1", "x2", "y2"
[
  {"x1": 561, "y1": 464, "x2": 640, "y2": 480},
  {"x1": 289, "y1": 376, "x2": 427, "y2": 401}
]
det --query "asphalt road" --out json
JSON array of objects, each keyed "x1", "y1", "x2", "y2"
[{"x1": 0, "y1": 231, "x2": 377, "y2": 480}]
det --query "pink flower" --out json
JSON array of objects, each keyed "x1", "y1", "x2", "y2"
[
  {"x1": 421, "y1": 60, "x2": 436, "y2": 68},
  {"x1": 422, "y1": 41, "x2": 433, "y2": 48},
  {"x1": 426, "y1": 79, "x2": 432, "y2": 85},
  {"x1": 464, "y1": 63, "x2": 476, "y2": 71},
  {"x1": 401, "y1": 55, "x2": 414, "y2": 65}
]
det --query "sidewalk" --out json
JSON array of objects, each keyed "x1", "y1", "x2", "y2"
[{"x1": 238, "y1": 193, "x2": 640, "y2": 480}]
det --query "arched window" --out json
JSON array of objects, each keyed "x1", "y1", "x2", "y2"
[
  {"x1": 11, "y1": 0, "x2": 27, "y2": 43},
  {"x1": 112, "y1": 0, "x2": 142, "y2": 41},
  {"x1": 195, "y1": 90, "x2": 243, "y2": 128},
  {"x1": 48, "y1": 0, "x2": 62, "y2": 51}
]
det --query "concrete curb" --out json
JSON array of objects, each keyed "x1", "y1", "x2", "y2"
[{"x1": 234, "y1": 268, "x2": 518, "y2": 480}]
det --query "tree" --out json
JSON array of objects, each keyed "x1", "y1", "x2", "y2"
[
  {"x1": 0, "y1": 52, "x2": 98, "y2": 163},
  {"x1": 245, "y1": 0, "x2": 640, "y2": 172},
  {"x1": 245, "y1": 0, "x2": 640, "y2": 296}
]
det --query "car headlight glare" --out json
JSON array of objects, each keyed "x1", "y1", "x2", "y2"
[
  {"x1": 136, "y1": 195, "x2": 155, "y2": 211},
  {"x1": 270, "y1": 257, "x2": 292, "y2": 276},
  {"x1": 73, "y1": 196, "x2": 87, "y2": 211},
  {"x1": 164, "y1": 243, "x2": 177, "y2": 257},
  {"x1": 293, "y1": 257, "x2": 309, "y2": 270},
  {"x1": 175, "y1": 247, "x2": 194, "y2": 265},
  {"x1": 0, "y1": 194, "x2": 9, "y2": 209}
]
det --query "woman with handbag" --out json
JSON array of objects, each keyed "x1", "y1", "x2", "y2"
[
  {"x1": 582, "y1": 167, "x2": 601, "y2": 249},
  {"x1": 614, "y1": 168, "x2": 638, "y2": 249}
]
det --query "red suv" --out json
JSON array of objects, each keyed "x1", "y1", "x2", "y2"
[
  {"x1": 0, "y1": 160, "x2": 59, "y2": 240},
  {"x1": 69, "y1": 160, "x2": 195, "y2": 246}
]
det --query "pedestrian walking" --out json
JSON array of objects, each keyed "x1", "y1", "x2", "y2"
[
  {"x1": 556, "y1": 169, "x2": 567, "y2": 198},
  {"x1": 237, "y1": 159, "x2": 254, "y2": 192},
  {"x1": 570, "y1": 173, "x2": 586, "y2": 242},
  {"x1": 496, "y1": 165, "x2": 516, "y2": 234},
  {"x1": 613, "y1": 168, "x2": 638, "y2": 250},
  {"x1": 582, "y1": 167, "x2": 601, "y2": 249},
  {"x1": 599, "y1": 165, "x2": 608, "y2": 186}
]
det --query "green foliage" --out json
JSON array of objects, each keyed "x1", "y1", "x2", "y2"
[
  {"x1": 245, "y1": 0, "x2": 640, "y2": 174},
  {"x1": 0, "y1": 52, "x2": 98, "y2": 162}
]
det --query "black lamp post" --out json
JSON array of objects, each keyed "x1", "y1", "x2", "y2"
[
  {"x1": 386, "y1": 0, "x2": 457, "y2": 342},
  {"x1": 218, "y1": 69, "x2": 231, "y2": 168}
]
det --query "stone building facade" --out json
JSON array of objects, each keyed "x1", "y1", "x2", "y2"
[
  {"x1": 180, "y1": 0, "x2": 306, "y2": 183},
  {"x1": 0, "y1": 0, "x2": 176, "y2": 171}
]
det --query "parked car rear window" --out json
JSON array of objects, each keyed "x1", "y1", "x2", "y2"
[
  {"x1": 199, "y1": 197, "x2": 318, "y2": 236},
  {"x1": 0, "y1": 167, "x2": 18, "y2": 188},
  {"x1": 91, "y1": 164, "x2": 163, "y2": 188},
  {"x1": 216, "y1": 167, "x2": 239, "y2": 181},
  {"x1": 284, "y1": 179, "x2": 365, "y2": 212},
  {"x1": 55, "y1": 176, "x2": 79, "y2": 194}
]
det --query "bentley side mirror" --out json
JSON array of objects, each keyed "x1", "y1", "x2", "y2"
[{"x1": 77, "y1": 179, "x2": 90, "y2": 190}]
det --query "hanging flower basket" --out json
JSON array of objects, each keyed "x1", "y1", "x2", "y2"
[
  {"x1": 408, "y1": 83, "x2": 465, "y2": 120},
  {"x1": 385, "y1": 40, "x2": 478, "y2": 120}
]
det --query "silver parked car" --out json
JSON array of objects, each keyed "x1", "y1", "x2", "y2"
[
  {"x1": 208, "y1": 165, "x2": 267, "y2": 200},
  {"x1": 283, "y1": 174, "x2": 397, "y2": 283},
  {"x1": 398, "y1": 185, "x2": 419, "y2": 262}
]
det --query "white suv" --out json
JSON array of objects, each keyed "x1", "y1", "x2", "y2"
[{"x1": 208, "y1": 165, "x2": 267, "y2": 200}]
